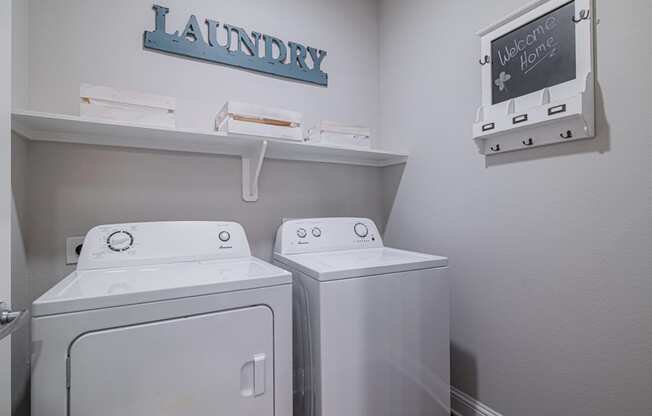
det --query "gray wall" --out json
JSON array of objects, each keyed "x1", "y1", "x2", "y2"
[
  {"x1": 379, "y1": 0, "x2": 652, "y2": 415},
  {"x1": 19, "y1": 0, "x2": 390, "y2": 298},
  {"x1": 14, "y1": 1, "x2": 396, "y2": 413},
  {"x1": 12, "y1": 1, "x2": 652, "y2": 415},
  {"x1": 28, "y1": 0, "x2": 381, "y2": 142},
  {"x1": 24, "y1": 141, "x2": 390, "y2": 300}
]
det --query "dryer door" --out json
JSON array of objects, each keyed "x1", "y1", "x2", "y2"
[{"x1": 68, "y1": 306, "x2": 274, "y2": 416}]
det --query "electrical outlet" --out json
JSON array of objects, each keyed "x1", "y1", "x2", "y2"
[{"x1": 66, "y1": 237, "x2": 85, "y2": 265}]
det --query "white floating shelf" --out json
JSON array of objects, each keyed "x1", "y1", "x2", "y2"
[{"x1": 11, "y1": 110, "x2": 408, "y2": 201}]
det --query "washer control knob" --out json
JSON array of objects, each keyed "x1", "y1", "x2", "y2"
[
  {"x1": 354, "y1": 222, "x2": 369, "y2": 238},
  {"x1": 107, "y1": 231, "x2": 134, "y2": 252},
  {"x1": 218, "y1": 231, "x2": 231, "y2": 242},
  {"x1": 297, "y1": 228, "x2": 308, "y2": 239},
  {"x1": 312, "y1": 227, "x2": 322, "y2": 238}
]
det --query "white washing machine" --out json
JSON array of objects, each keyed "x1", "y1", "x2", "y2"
[
  {"x1": 31, "y1": 221, "x2": 292, "y2": 416},
  {"x1": 273, "y1": 217, "x2": 450, "y2": 416}
]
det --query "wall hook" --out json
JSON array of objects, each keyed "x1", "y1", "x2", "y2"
[
  {"x1": 490, "y1": 144, "x2": 501, "y2": 152},
  {"x1": 522, "y1": 138, "x2": 534, "y2": 146},
  {"x1": 560, "y1": 130, "x2": 573, "y2": 139},
  {"x1": 479, "y1": 55, "x2": 490, "y2": 65},
  {"x1": 572, "y1": 9, "x2": 590, "y2": 23}
]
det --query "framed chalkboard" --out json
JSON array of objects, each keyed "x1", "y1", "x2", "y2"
[
  {"x1": 473, "y1": 0, "x2": 595, "y2": 155},
  {"x1": 491, "y1": 1, "x2": 576, "y2": 104}
]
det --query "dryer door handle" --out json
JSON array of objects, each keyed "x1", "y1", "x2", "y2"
[
  {"x1": 240, "y1": 353, "x2": 266, "y2": 397},
  {"x1": 253, "y1": 353, "x2": 266, "y2": 396}
]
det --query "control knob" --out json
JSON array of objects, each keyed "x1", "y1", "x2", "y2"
[
  {"x1": 354, "y1": 223, "x2": 369, "y2": 238},
  {"x1": 107, "y1": 231, "x2": 134, "y2": 252}
]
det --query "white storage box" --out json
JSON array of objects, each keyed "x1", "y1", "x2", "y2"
[
  {"x1": 307, "y1": 121, "x2": 372, "y2": 149},
  {"x1": 218, "y1": 118, "x2": 303, "y2": 142},
  {"x1": 316, "y1": 120, "x2": 371, "y2": 137},
  {"x1": 80, "y1": 84, "x2": 176, "y2": 128},
  {"x1": 216, "y1": 102, "x2": 302, "y2": 126},
  {"x1": 216, "y1": 101, "x2": 303, "y2": 142},
  {"x1": 308, "y1": 131, "x2": 372, "y2": 148}
]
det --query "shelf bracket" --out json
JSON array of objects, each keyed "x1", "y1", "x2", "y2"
[{"x1": 241, "y1": 140, "x2": 268, "y2": 202}]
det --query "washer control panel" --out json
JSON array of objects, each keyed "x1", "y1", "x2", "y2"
[
  {"x1": 77, "y1": 222, "x2": 251, "y2": 271},
  {"x1": 274, "y1": 218, "x2": 383, "y2": 255}
]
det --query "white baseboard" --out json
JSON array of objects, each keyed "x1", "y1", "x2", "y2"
[{"x1": 451, "y1": 387, "x2": 504, "y2": 416}]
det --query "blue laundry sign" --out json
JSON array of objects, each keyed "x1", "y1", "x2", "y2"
[{"x1": 143, "y1": 5, "x2": 328, "y2": 86}]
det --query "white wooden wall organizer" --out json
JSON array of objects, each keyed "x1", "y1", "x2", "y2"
[{"x1": 473, "y1": 0, "x2": 595, "y2": 155}]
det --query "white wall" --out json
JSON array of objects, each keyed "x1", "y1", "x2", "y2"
[
  {"x1": 12, "y1": 1, "x2": 31, "y2": 414},
  {"x1": 379, "y1": 1, "x2": 652, "y2": 415},
  {"x1": 11, "y1": 134, "x2": 29, "y2": 416},
  {"x1": 0, "y1": 1, "x2": 12, "y2": 414},
  {"x1": 11, "y1": 0, "x2": 27, "y2": 110}
]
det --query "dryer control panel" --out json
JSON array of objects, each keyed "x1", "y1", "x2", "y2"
[
  {"x1": 274, "y1": 218, "x2": 383, "y2": 255},
  {"x1": 78, "y1": 222, "x2": 251, "y2": 270}
]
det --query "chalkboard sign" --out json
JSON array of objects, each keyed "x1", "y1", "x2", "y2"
[{"x1": 491, "y1": 1, "x2": 576, "y2": 104}]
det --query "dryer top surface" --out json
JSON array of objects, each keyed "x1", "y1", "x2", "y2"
[{"x1": 33, "y1": 256, "x2": 290, "y2": 317}]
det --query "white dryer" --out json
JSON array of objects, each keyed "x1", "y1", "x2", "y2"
[
  {"x1": 31, "y1": 221, "x2": 292, "y2": 416},
  {"x1": 273, "y1": 217, "x2": 450, "y2": 416}
]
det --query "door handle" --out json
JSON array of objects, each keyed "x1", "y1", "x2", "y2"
[{"x1": 0, "y1": 302, "x2": 30, "y2": 341}]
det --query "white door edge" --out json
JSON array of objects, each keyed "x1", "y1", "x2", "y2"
[{"x1": 1, "y1": 1, "x2": 14, "y2": 415}]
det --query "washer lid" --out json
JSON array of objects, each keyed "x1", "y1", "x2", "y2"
[
  {"x1": 32, "y1": 257, "x2": 291, "y2": 317},
  {"x1": 273, "y1": 247, "x2": 447, "y2": 281}
]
